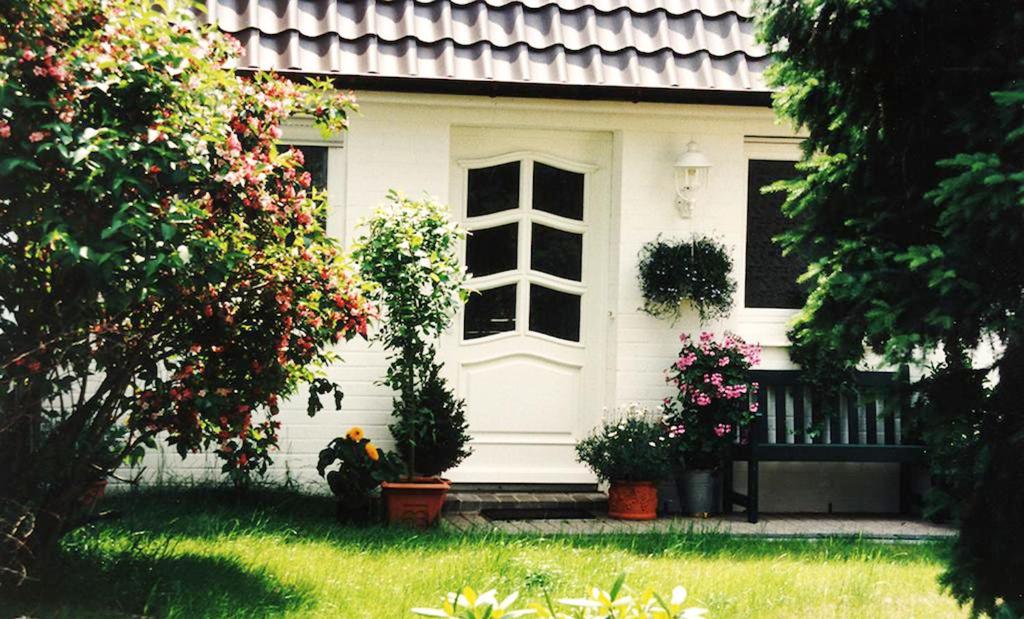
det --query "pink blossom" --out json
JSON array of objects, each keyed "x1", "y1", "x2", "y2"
[
  {"x1": 714, "y1": 423, "x2": 732, "y2": 437},
  {"x1": 718, "y1": 356, "x2": 730, "y2": 367},
  {"x1": 0, "y1": 122, "x2": 9, "y2": 139},
  {"x1": 28, "y1": 131, "x2": 46, "y2": 143},
  {"x1": 694, "y1": 392, "x2": 711, "y2": 407},
  {"x1": 749, "y1": 403, "x2": 759, "y2": 414}
]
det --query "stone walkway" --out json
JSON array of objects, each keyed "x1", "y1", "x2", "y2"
[{"x1": 443, "y1": 512, "x2": 956, "y2": 540}]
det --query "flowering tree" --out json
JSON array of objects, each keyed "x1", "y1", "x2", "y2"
[
  {"x1": 0, "y1": 0, "x2": 370, "y2": 583},
  {"x1": 662, "y1": 332, "x2": 761, "y2": 470}
]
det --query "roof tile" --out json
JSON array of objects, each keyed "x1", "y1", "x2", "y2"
[{"x1": 207, "y1": 0, "x2": 769, "y2": 93}]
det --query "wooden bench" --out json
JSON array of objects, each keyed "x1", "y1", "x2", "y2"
[{"x1": 724, "y1": 368, "x2": 928, "y2": 523}]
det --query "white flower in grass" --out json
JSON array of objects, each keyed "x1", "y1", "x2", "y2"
[{"x1": 412, "y1": 587, "x2": 534, "y2": 618}]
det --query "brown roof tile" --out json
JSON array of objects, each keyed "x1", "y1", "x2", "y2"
[{"x1": 206, "y1": 0, "x2": 770, "y2": 97}]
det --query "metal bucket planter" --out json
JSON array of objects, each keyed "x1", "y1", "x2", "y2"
[{"x1": 676, "y1": 469, "x2": 720, "y2": 517}]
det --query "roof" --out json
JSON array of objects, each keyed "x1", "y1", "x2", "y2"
[{"x1": 205, "y1": 0, "x2": 771, "y2": 104}]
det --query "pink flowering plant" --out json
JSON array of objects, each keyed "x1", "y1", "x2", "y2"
[{"x1": 662, "y1": 332, "x2": 762, "y2": 470}]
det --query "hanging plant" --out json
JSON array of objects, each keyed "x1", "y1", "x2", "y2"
[{"x1": 637, "y1": 235, "x2": 736, "y2": 322}]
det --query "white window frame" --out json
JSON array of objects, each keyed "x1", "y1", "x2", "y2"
[
  {"x1": 280, "y1": 118, "x2": 347, "y2": 242},
  {"x1": 736, "y1": 137, "x2": 804, "y2": 348},
  {"x1": 456, "y1": 151, "x2": 597, "y2": 347}
]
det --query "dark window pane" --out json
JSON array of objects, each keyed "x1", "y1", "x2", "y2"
[
  {"x1": 464, "y1": 284, "x2": 517, "y2": 339},
  {"x1": 533, "y1": 162, "x2": 584, "y2": 220},
  {"x1": 744, "y1": 160, "x2": 807, "y2": 309},
  {"x1": 468, "y1": 162, "x2": 520, "y2": 217},
  {"x1": 466, "y1": 224, "x2": 518, "y2": 277},
  {"x1": 530, "y1": 224, "x2": 582, "y2": 281},
  {"x1": 281, "y1": 144, "x2": 328, "y2": 192},
  {"x1": 529, "y1": 285, "x2": 580, "y2": 342}
]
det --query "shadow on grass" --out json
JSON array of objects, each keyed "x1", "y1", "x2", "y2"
[
  {"x1": 0, "y1": 538, "x2": 314, "y2": 619},
  {"x1": 95, "y1": 484, "x2": 950, "y2": 567}
]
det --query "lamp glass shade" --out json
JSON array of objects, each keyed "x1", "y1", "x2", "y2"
[{"x1": 674, "y1": 141, "x2": 712, "y2": 170}]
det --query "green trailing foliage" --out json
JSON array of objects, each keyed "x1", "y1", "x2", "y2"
[
  {"x1": 758, "y1": 0, "x2": 1024, "y2": 614},
  {"x1": 637, "y1": 236, "x2": 736, "y2": 323}
]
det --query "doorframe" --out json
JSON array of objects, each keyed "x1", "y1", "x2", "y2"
[{"x1": 441, "y1": 127, "x2": 615, "y2": 482}]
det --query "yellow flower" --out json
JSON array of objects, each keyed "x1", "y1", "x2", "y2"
[
  {"x1": 364, "y1": 442, "x2": 380, "y2": 462},
  {"x1": 346, "y1": 426, "x2": 364, "y2": 442}
]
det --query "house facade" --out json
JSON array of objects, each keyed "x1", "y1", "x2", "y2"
[{"x1": 144, "y1": 0, "x2": 906, "y2": 513}]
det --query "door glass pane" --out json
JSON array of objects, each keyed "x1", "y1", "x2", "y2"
[
  {"x1": 530, "y1": 224, "x2": 582, "y2": 281},
  {"x1": 464, "y1": 284, "x2": 517, "y2": 339},
  {"x1": 466, "y1": 223, "x2": 518, "y2": 277},
  {"x1": 533, "y1": 162, "x2": 584, "y2": 221},
  {"x1": 529, "y1": 285, "x2": 580, "y2": 342},
  {"x1": 468, "y1": 162, "x2": 520, "y2": 217}
]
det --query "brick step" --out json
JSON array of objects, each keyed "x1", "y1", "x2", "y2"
[{"x1": 443, "y1": 491, "x2": 608, "y2": 514}]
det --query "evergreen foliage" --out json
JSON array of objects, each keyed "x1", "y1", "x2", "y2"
[{"x1": 758, "y1": 1, "x2": 1024, "y2": 614}]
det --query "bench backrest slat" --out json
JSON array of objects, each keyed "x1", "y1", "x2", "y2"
[{"x1": 747, "y1": 369, "x2": 913, "y2": 447}]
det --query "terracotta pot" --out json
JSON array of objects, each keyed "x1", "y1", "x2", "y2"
[
  {"x1": 381, "y1": 477, "x2": 450, "y2": 528},
  {"x1": 607, "y1": 480, "x2": 658, "y2": 520}
]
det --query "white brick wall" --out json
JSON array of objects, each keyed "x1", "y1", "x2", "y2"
[{"x1": 131, "y1": 92, "x2": 902, "y2": 512}]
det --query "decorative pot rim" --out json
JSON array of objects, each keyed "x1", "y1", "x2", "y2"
[{"x1": 381, "y1": 477, "x2": 450, "y2": 491}]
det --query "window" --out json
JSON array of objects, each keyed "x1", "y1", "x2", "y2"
[
  {"x1": 462, "y1": 158, "x2": 586, "y2": 343},
  {"x1": 279, "y1": 143, "x2": 329, "y2": 226},
  {"x1": 280, "y1": 144, "x2": 328, "y2": 192},
  {"x1": 744, "y1": 159, "x2": 806, "y2": 309}
]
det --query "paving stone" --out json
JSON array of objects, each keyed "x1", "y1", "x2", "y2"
[{"x1": 441, "y1": 512, "x2": 955, "y2": 539}]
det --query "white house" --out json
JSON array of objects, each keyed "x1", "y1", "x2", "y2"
[{"x1": 143, "y1": 0, "x2": 912, "y2": 514}]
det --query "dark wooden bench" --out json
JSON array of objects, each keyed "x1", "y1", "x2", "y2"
[{"x1": 724, "y1": 368, "x2": 928, "y2": 523}]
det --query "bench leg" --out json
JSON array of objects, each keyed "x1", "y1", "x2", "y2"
[
  {"x1": 747, "y1": 459, "x2": 759, "y2": 524},
  {"x1": 722, "y1": 458, "x2": 734, "y2": 515}
]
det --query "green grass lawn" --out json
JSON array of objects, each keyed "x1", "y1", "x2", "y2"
[{"x1": 2, "y1": 486, "x2": 964, "y2": 618}]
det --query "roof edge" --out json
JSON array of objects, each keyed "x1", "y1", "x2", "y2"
[{"x1": 244, "y1": 70, "x2": 774, "y2": 107}]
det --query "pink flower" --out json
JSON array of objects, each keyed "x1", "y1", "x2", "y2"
[
  {"x1": 28, "y1": 131, "x2": 46, "y2": 143},
  {"x1": 718, "y1": 356, "x2": 730, "y2": 367},
  {"x1": 0, "y1": 122, "x2": 9, "y2": 139},
  {"x1": 714, "y1": 423, "x2": 732, "y2": 437},
  {"x1": 749, "y1": 403, "x2": 759, "y2": 414},
  {"x1": 694, "y1": 392, "x2": 711, "y2": 407}
]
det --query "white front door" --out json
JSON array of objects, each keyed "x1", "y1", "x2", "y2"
[{"x1": 442, "y1": 127, "x2": 612, "y2": 483}]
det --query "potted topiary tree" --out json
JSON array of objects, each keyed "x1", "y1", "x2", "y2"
[
  {"x1": 575, "y1": 404, "x2": 672, "y2": 520},
  {"x1": 662, "y1": 332, "x2": 762, "y2": 516},
  {"x1": 352, "y1": 191, "x2": 470, "y2": 527}
]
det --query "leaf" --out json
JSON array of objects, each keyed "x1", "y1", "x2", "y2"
[{"x1": 609, "y1": 574, "x2": 627, "y2": 600}]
